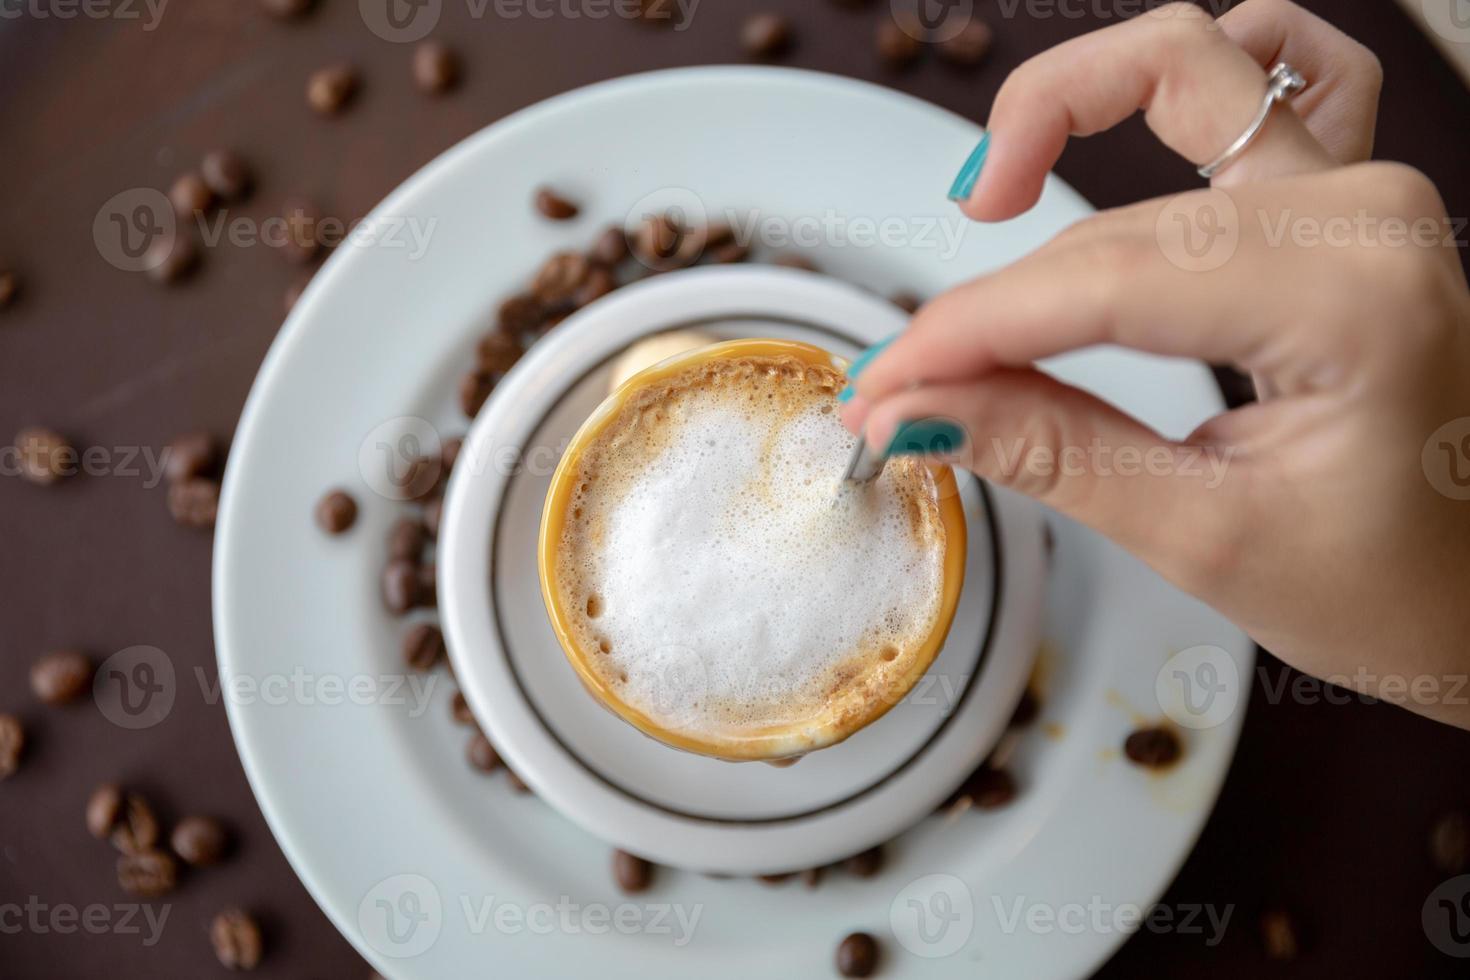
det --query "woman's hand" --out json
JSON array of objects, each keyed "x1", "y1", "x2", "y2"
[{"x1": 841, "y1": 0, "x2": 1470, "y2": 728}]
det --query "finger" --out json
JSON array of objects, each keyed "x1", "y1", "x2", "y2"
[
  {"x1": 959, "y1": 2, "x2": 1334, "y2": 222},
  {"x1": 1218, "y1": 0, "x2": 1382, "y2": 164},
  {"x1": 861, "y1": 372, "x2": 1240, "y2": 583}
]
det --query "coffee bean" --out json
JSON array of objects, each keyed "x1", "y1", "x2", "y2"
[
  {"x1": 1431, "y1": 812, "x2": 1469, "y2": 872},
  {"x1": 169, "y1": 172, "x2": 214, "y2": 217},
  {"x1": 876, "y1": 19, "x2": 922, "y2": 69},
  {"x1": 772, "y1": 253, "x2": 818, "y2": 272},
  {"x1": 450, "y1": 690, "x2": 474, "y2": 726},
  {"x1": 836, "y1": 932, "x2": 879, "y2": 978},
  {"x1": 0, "y1": 269, "x2": 19, "y2": 308},
  {"x1": 938, "y1": 18, "x2": 992, "y2": 67},
  {"x1": 387, "y1": 517, "x2": 429, "y2": 563},
  {"x1": 477, "y1": 329, "x2": 524, "y2": 374},
  {"x1": 413, "y1": 41, "x2": 460, "y2": 95},
  {"x1": 960, "y1": 765, "x2": 1017, "y2": 809},
  {"x1": 30, "y1": 649, "x2": 93, "y2": 706},
  {"x1": 889, "y1": 291, "x2": 921, "y2": 314},
  {"x1": 281, "y1": 200, "x2": 322, "y2": 264},
  {"x1": 843, "y1": 845, "x2": 884, "y2": 878},
  {"x1": 1008, "y1": 687, "x2": 1039, "y2": 729},
  {"x1": 382, "y1": 559, "x2": 422, "y2": 615},
  {"x1": 709, "y1": 242, "x2": 750, "y2": 264},
  {"x1": 497, "y1": 293, "x2": 544, "y2": 337},
  {"x1": 1260, "y1": 908, "x2": 1299, "y2": 960},
  {"x1": 417, "y1": 563, "x2": 437, "y2": 608},
  {"x1": 800, "y1": 866, "x2": 822, "y2": 888},
  {"x1": 14, "y1": 427, "x2": 74, "y2": 485},
  {"x1": 110, "y1": 793, "x2": 160, "y2": 855},
  {"x1": 201, "y1": 149, "x2": 253, "y2": 202},
  {"x1": 86, "y1": 783, "x2": 124, "y2": 839},
  {"x1": 0, "y1": 714, "x2": 24, "y2": 779},
  {"x1": 403, "y1": 622, "x2": 445, "y2": 671},
  {"x1": 259, "y1": 0, "x2": 313, "y2": 18},
  {"x1": 574, "y1": 264, "x2": 616, "y2": 307},
  {"x1": 533, "y1": 251, "x2": 592, "y2": 305},
  {"x1": 756, "y1": 873, "x2": 792, "y2": 885},
  {"x1": 172, "y1": 815, "x2": 230, "y2": 867},
  {"x1": 1124, "y1": 725, "x2": 1182, "y2": 769},
  {"x1": 741, "y1": 13, "x2": 792, "y2": 59},
  {"x1": 315, "y1": 489, "x2": 358, "y2": 535},
  {"x1": 467, "y1": 732, "x2": 500, "y2": 772},
  {"x1": 422, "y1": 496, "x2": 443, "y2": 538},
  {"x1": 117, "y1": 849, "x2": 177, "y2": 897},
  {"x1": 590, "y1": 226, "x2": 629, "y2": 266},
  {"x1": 441, "y1": 436, "x2": 463, "y2": 473},
  {"x1": 631, "y1": 213, "x2": 685, "y2": 270},
  {"x1": 145, "y1": 232, "x2": 199, "y2": 284},
  {"x1": 612, "y1": 849, "x2": 653, "y2": 893},
  {"x1": 504, "y1": 768, "x2": 531, "y2": 794},
  {"x1": 169, "y1": 478, "x2": 221, "y2": 529},
  {"x1": 283, "y1": 273, "x2": 312, "y2": 314},
  {"x1": 165, "y1": 431, "x2": 218, "y2": 483},
  {"x1": 307, "y1": 64, "x2": 358, "y2": 116},
  {"x1": 534, "y1": 187, "x2": 580, "y2": 221},
  {"x1": 211, "y1": 908, "x2": 263, "y2": 970},
  {"x1": 459, "y1": 369, "x2": 501, "y2": 418}
]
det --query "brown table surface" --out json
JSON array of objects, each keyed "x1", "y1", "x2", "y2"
[{"x1": 2, "y1": 2, "x2": 1468, "y2": 978}]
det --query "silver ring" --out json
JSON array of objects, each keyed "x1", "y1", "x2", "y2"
[{"x1": 1197, "y1": 62, "x2": 1306, "y2": 179}]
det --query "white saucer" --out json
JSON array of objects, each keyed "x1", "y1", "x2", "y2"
[{"x1": 214, "y1": 66, "x2": 1254, "y2": 979}]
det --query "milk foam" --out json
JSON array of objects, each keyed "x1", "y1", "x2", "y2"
[{"x1": 555, "y1": 355, "x2": 947, "y2": 743}]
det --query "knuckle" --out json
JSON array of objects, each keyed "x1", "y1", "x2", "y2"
[{"x1": 1364, "y1": 162, "x2": 1446, "y2": 220}]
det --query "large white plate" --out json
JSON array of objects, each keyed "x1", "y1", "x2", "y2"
[{"x1": 215, "y1": 66, "x2": 1253, "y2": 979}]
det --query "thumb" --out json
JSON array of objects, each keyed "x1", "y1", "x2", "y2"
[{"x1": 844, "y1": 369, "x2": 1242, "y2": 588}]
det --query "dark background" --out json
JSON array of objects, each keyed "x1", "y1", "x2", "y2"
[{"x1": 2, "y1": 1, "x2": 1468, "y2": 978}]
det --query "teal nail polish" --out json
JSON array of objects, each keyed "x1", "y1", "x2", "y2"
[
  {"x1": 845, "y1": 335, "x2": 897, "y2": 381},
  {"x1": 947, "y1": 133, "x2": 990, "y2": 202},
  {"x1": 837, "y1": 384, "x2": 856, "y2": 404},
  {"x1": 885, "y1": 419, "x2": 966, "y2": 457}
]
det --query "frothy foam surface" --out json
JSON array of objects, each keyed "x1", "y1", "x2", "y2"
[{"x1": 554, "y1": 354, "x2": 947, "y2": 748}]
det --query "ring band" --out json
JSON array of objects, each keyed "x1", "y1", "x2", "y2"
[{"x1": 1197, "y1": 62, "x2": 1306, "y2": 179}]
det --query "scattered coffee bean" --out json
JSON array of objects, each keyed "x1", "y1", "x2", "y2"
[
  {"x1": 145, "y1": 232, "x2": 199, "y2": 284},
  {"x1": 201, "y1": 150, "x2": 253, "y2": 202},
  {"x1": 281, "y1": 200, "x2": 322, "y2": 264},
  {"x1": 172, "y1": 816, "x2": 230, "y2": 867},
  {"x1": 403, "y1": 622, "x2": 445, "y2": 671},
  {"x1": 283, "y1": 273, "x2": 312, "y2": 314},
  {"x1": 741, "y1": 13, "x2": 792, "y2": 58},
  {"x1": 111, "y1": 793, "x2": 160, "y2": 855},
  {"x1": 402, "y1": 455, "x2": 446, "y2": 501},
  {"x1": 0, "y1": 714, "x2": 24, "y2": 779},
  {"x1": 259, "y1": 0, "x2": 314, "y2": 18},
  {"x1": 459, "y1": 369, "x2": 500, "y2": 418},
  {"x1": 497, "y1": 293, "x2": 545, "y2": 337},
  {"x1": 772, "y1": 253, "x2": 818, "y2": 272},
  {"x1": 467, "y1": 732, "x2": 500, "y2": 772},
  {"x1": 1431, "y1": 812, "x2": 1469, "y2": 872},
  {"x1": 590, "y1": 226, "x2": 630, "y2": 266},
  {"x1": 1008, "y1": 687, "x2": 1039, "y2": 729},
  {"x1": 631, "y1": 213, "x2": 685, "y2": 270},
  {"x1": 889, "y1": 291, "x2": 921, "y2": 314},
  {"x1": 307, "y1": 64, "x2": 358, "y2": 116},
  {"x1": 30, "y1": 649, "x2": 93, "y2": 706},
  {"x1": 417, "y1": 563, "x2": 437, "y2": 608},
  {"x1": 574, "y1": 264, "x2": 616, "y2": 307},
  {"x1": 709, "y1": 241, "x2": 751, "y2": 264},
  {"x1": 504, "y1": 768, "x2": 531, "y2": 794},
  {"x1": 800, "y1": 866, "x2": 822, "y2": 888},
  {"x1": 534, "y1": 187, "x2": 580, "y2": 221},
  {"x1": 960, "y1": 765, "x2": 1017, "y2": 809},
  {"x1": 387, "y1": 517, "x2": 429, "y2": 563},
  {"x1": 382, "y1": 559, "x2": 422, "y2": 614},
  {"x1": 117, "y1": 849, "x2": 177, "y2": 898},
  {"x1": 612, "y1": 849, "x2": 653, "y2": 893},
  {"x1": 938, "y1": 18, "x2": 993, "y2": 67},
  {"x1": 422, "y1": 496, "x2": 443, "y2": 538},
  {"x1": 168, "y1": 477, "x2": 221, "y2": 529},
  {"x1": 757, "y1": 873, "x2": 793, "y2": 885},
  {"x1": 1260, "y1": 908, "x2": 1299, "y2": 960},
  {"x1": 86, "y1": 783, "x2": 124, "y2": 839},
  {"x1": 211, "y1": 908, "x2": 264, "y2": 970},
  {"x1": 441, "y1": 436, "x2": 463, "y2": 473},
  {"x1": 14, "y1": 427, "x2": 74, "y2": 485},
  {"x1": 450, "y1": 690, "x2": 474, "y2": 726},
  {"x1": 836, "y1": 931, "x2": 879, "y2": 978},
  {"x1": 413, "y1": 41, "x2": 460, "y2": 95},
  {"x1": 477, "y1": 329, "x2": 524, "y2": 374},
  {"x1": 316, "y1": 489, "x2": 358, "y2": 535},
  {"x1": 0, "y1": 269, "x2": 18, "y2": 308},
  {"x1": 165, "y1": 431, "x2": 218, "y2": 483},
  {"x1": 1124, "y1": 725, "x2": 1182, "y2": 769},
  {"x1": 877, "y1": 19, "x2": 923, "y2": 69},
  {"x1": 843, "y1": 845, "x2": 884, "y2": 878},
  {"x1": 169, "y1": 172, "x2": 214, "y2": 216},
  {"x1": 533, "y1": 251, "x2": 592, "y2": 305}
]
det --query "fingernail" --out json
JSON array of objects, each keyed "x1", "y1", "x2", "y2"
[
  {"x1": 837, "y1": 384, "x2": 857, "y2": 403},
  {"x1": 884, "y1": 419, "x2": 967, "y2": 457},
  {"x1": 845, "y1": 335, "x2": 897, "y2": 380},
  {"x1": 947, "y1": 133, "x2": 990, "y2": 202}
]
